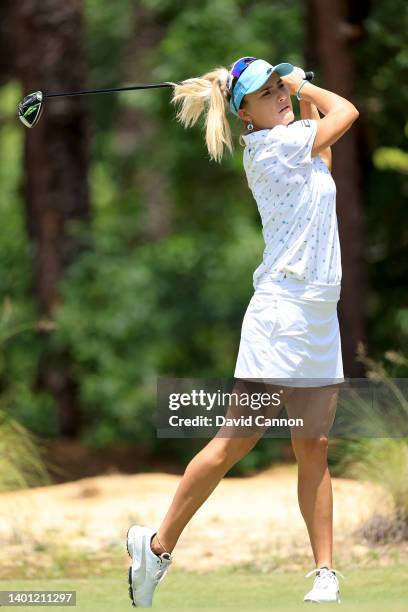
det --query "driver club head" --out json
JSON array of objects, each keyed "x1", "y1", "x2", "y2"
[{"x1": 18, "y1": 91, "x2": 44, "y2": 128}]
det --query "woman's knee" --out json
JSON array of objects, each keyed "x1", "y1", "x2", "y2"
[
  {"x1": 211, "y1": 435, "x2": 259, "y2": 464},
  {"x1": 291, "y1": 434, "x2": 329, "y2": 463}
]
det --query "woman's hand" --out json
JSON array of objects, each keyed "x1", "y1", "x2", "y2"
[{"x1": 280, "y1": 66, "x2": 307, "y2": 96}]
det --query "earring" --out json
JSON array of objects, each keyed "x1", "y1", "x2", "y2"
[{"x1": 247, "y1": 122, "x2": 254, "y2": 131}]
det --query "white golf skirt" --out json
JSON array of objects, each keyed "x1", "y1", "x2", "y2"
[{"x1": 234, "y1": 274, "x2": 344, "y2": 388}]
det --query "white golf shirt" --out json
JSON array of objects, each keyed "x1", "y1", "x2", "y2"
[{"x1": 242, "y1": 119, "x2": 342, "y2": 291}]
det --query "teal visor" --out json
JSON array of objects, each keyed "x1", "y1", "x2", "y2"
[{"x1": 229, "y1": 59, "x2": 294, "y2": 116}]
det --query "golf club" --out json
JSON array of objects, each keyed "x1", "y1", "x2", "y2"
[{"x1": 18, "y1": 70, "x2": 314, "y2": 129}]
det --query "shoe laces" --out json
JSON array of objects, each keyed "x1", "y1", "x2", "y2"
[
  {"x1": 153, "y1": 552, "x2": 173, "y2": 584},
  {"x1": 305, "y1": 567, "x2": 345, "y2": 590}
]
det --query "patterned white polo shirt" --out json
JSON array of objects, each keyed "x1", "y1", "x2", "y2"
[{"x1": 242, "y1": 119, "x2": 342, "y2": 290}]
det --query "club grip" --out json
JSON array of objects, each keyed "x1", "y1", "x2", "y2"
[{"x1": 304, "y1": 71, "x2": 314, "y2": 81}]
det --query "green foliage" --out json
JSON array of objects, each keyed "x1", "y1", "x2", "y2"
[
  {"x1": 330, "y1": 348, "x2": 408, "y2": 523},
  {"x1": 0, "y1": 299, "x2": 53, "y2": 492},
  {"x1": 226, "y1": 436, "x2": 288, "y2": 476},
  {"x1": 355, "y1": 0, "x2": 408, "y2": 353},
  {"x1": 52, "y1": 218, "x2": 260, "y2": 449},
  {"x1": 335, "y1": 438, "x2": 408, "y2": 520},
  {"x1": 0, "y1": 82, "x2": 57, "y2": 436},
  {"x1": 373, "y1": 147, "x2": 408, "y2": 173}
]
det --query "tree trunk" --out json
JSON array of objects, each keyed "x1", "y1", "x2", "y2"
[
  {"x1": 0, "y1": 0, "x2": 16, "y2": 84},
  {"x1": 113, "y1": 1, "x2": 172, "y2": 242},
  {"x1": 305, "y1": 0, "x2": 368, "y2": 377},
  {"x1": 14, "y1": 0, "x2": 90, "y2": 436}
]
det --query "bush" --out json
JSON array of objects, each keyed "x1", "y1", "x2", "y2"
[
  {"x1": 0, "y1": 409, "x2": 51, "y2": 491},
  {"x1": 330, "y1": 344, "x2": 408, "y2": 535}
]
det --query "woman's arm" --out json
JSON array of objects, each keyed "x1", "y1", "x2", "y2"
[{"x1": 299, "y1": 99, "x2": 332, "y2": 172}]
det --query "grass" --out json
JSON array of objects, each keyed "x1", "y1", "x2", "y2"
[
  {"x1": 328, "y1": 346, "x2": 408, "y2": 544},
  {"x1": 0, "y1": 409, "x2": 51, "y2": 492},
  {"x1": 1, "y1": 565, "x2": 408, "y2": 611}
]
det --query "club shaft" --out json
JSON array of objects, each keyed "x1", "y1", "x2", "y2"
[
  {"x1": 43, "y1": 72, "x2": 313, "y2": 99},
  {"x1": 44, "y1": 82, "x2": 176, "y2": 99}
]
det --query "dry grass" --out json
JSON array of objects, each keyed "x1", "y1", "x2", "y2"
[{"x1": 0, "y1": 464, "x2": 407, "y2": 578}]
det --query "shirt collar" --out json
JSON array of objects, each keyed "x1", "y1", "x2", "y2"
[
  {"x1": 242, "y1": 129, "x2": 269, "y2": 145},
  {"x1": 242, "y1": 120, "x2": 295, "y2": 145}
]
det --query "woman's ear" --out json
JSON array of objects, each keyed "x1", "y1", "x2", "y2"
[{"x1": 238, "y1": 109, "x2": 252, "y2": 124}]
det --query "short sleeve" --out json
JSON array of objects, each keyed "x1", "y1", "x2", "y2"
[{"x1": 269, "y1": 119, "x2": 318, "y2": 169}]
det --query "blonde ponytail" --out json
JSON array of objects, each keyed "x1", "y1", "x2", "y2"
[{"x1": 168, "y1": 67, "x2": 234, "y2": 163}]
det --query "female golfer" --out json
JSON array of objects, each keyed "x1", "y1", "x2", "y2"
[{"x1": 126, "y1": 56, "x2": 358, "y2": 607}]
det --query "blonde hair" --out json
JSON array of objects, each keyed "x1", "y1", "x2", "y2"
[{"x1": 168, "y1": 65, "x2": 241, "y2": 164}]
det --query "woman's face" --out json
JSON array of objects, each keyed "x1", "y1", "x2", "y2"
[{"x1": 237, "y1": 72, "x2": 294, "y2": 130}]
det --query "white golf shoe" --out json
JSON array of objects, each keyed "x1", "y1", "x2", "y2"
[
  {"x1": 127, "y1": 525, "x2": 173, "y2": 607},
  {"x1": 303, "y1": 566, "x2": 345, "y2": 603}
]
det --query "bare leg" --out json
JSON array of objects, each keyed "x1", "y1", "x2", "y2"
[
  {"x1": 151, "y1": 435, "x2": 256, "y2": 554},
  {"x1": 151, "y1": 380, "x2": 293, "y2": 555},
  {"x1": 285, "y1": 385, "x2": 339, "y2": 568}
]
